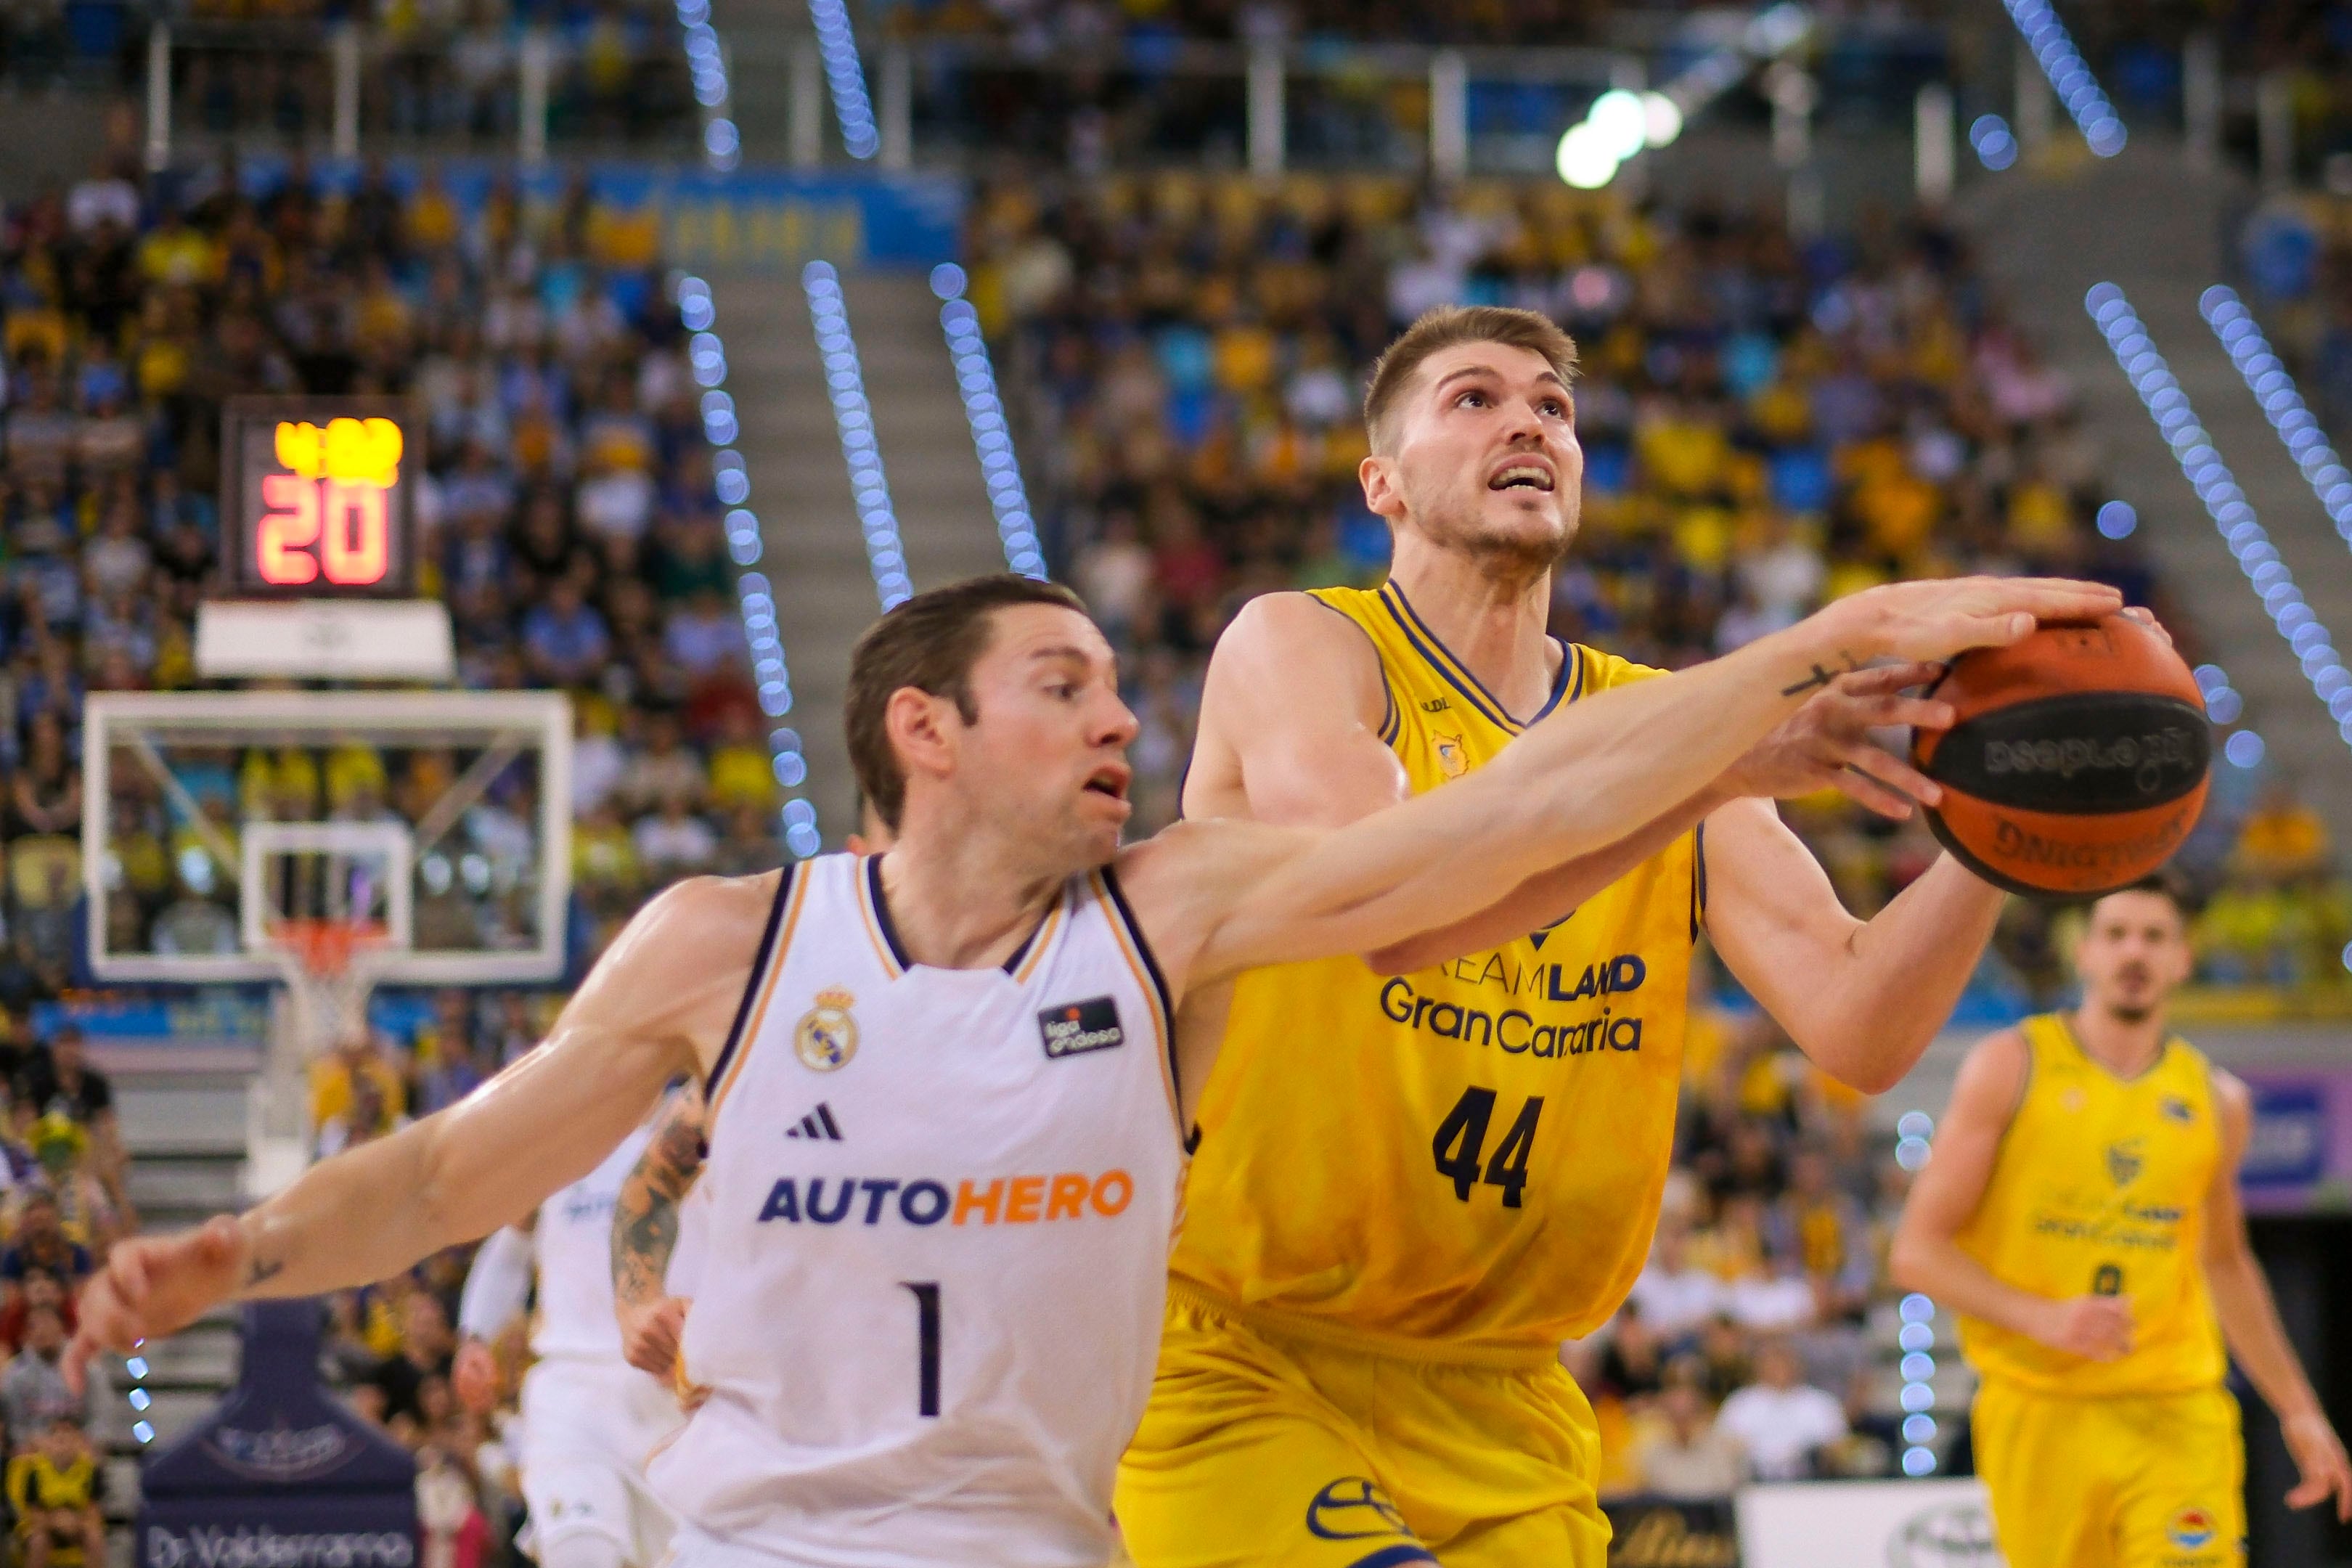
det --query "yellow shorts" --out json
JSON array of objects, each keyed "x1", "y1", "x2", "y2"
[
  {"x1": 1114, "y1": 1284, "x2": 1608, "y2": 1568},
  {"x1": 1972, "y1": 1379, "x2": 2245, "y2": 1568}
]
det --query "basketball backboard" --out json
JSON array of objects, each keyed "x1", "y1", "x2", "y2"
[{"x1": 82, "y1": 690, "x2": 572, "y2": 990}]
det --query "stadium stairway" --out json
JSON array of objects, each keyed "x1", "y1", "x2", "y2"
[
  {"x1": 722, "y1": 269, "x2": 873, "y2": 842},
  {"x1": 1963, "y1": 139, "x2": 2352, "y2": 848},
  {"x1": 719, "y1": 266, "x2": 1004, "y2": 843},
  {"x1": 708, "y1": 0, "x2": 801, "y2": 166},
  {"x1": 99, "y1": 1066, "x2": 253, "y2": 1552},
  {"x1": 838, "y1": 271, "x2": 1013, "y2": 595}
]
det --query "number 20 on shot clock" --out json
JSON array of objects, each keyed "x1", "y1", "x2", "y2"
[{"x1": 220, "y1": 399, "x2": 416, "y2": 596}]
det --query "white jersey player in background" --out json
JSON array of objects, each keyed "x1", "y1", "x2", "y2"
[
  {"x1": 451, "y1": 1100, "x2": 694, "y2": 1568},
  {"x1": 68, "y1": 557, "x2": 2120, "y2": 1567}
]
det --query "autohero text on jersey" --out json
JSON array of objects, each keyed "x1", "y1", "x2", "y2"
[
  {"x1": 756, "y1": 1169, "x2": 1136, "y2": 1227},
  {"x1": 1379, "y1": 952, "x2": 1650, "y2": 1058}
]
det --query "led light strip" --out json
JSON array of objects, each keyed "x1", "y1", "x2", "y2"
[
  {"x1": 1968, "y1": 113, "x2": 2018, "y2": 171},
  {"x1": 803, "y1": 261, "x2": 912, "y2": 609},
  {"x1": 678, "y1": 274, "x2": 823, "y2": 859},
  {"x1": 1892, "y1": 1113, "x2": 1941, "y2": 1476},
  {"x1": 927, "y1": 264, "x2": 1045, "y2": 579},
  {"x1": 2200, "y1": 287, "x2": 2352, "y2": 551},
  {"x1": 676, "y1": 0, "x2": 740, "y2": 171},
  {"x1": 127, "y1": 1342, "x2": 152, "y2": 1445},
  {"x1": 2087, "y1": 282, "x2": 2352, "y2": 751},
  {"x1": 808, "y1": 0, "x2": 879, "y2": 160},
  {"x1": 2000, "y1": 0, "x2": 2125, "y2": 157}
]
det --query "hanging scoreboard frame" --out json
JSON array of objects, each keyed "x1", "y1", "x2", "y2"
[{"x1": 219, "y1": 398, "x2": 418, "y2": 597}]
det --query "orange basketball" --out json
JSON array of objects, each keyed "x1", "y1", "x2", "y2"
[{"x1": 1911, "y1": 613, "x2": 2210, "y2": 898}]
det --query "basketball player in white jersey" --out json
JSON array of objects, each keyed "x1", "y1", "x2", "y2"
[
  {"x1": 608, "y1": 806, "x2": 893, "y2": 1383},
  {"x1": 69, "y1": 570, "x2": 2119, "y2": 1567},
  {"x1": 452, "y1": 1098, "x2": 687, "y2": 1568}
]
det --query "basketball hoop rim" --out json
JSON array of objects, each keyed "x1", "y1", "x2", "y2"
[{"x1": 264, "y1": 917, "x2": 396, "y2": 984}]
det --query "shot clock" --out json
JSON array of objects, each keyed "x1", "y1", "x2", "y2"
[{"x1": 220, "y1": 399, "x2": 417, "y2": 596}]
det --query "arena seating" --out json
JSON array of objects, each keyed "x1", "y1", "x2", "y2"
[
  {"x1": 0, "y1": 141, "x2": 782, "y2": 1545},
  {"x1": 0, "y1": 0, "x2": 696, "y2": 153}
]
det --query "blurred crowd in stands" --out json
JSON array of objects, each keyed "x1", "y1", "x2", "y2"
[
  {"x1": 1580, "y1": 1009, "x2": 1920, "y2": 1490},
  {"x1": 0, "y1": 126, "x2": 777, "y2": 1004},
  {"x1": 0, "y1": 0, "x2": 694, "y2": 152},
  {"x1": 311, "y1": 991, "x2": 560, "y2": 1563},
  {"x1": 0, "y1": 1019, "x2": 128, "y2": 1557},
  {"x1": 879, "y1": 0, "x2": 1947, "y2": 46},
  {"x1": 965, "y1": 170, "x2": 2352, "y2": 1009}
]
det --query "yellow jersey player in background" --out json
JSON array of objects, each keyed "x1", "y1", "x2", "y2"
[
  {"x1": 1892, "y1": 878, "x2": 2352, "y2": 1568},
  {"x1": 1114, "y1": 303, "x2": 2091, "y2": 1567}
]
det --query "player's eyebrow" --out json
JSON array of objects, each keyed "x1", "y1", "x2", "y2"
[
  {"x1": 1433, "y1": 365, "x2": 1569, "y2": 394},
  {"x1": 1026, "y1": 643, "x2": 1094, "y2": 665},
  {"x1": 1026, "y1": 643, "x2": 1109, "y2": 680}
]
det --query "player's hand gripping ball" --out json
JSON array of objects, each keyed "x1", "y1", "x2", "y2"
[{"x1": 1911, "y1": 613, "x2": 2210, "y2": 897}]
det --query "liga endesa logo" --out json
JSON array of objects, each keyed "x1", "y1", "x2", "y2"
[{"x1": 2167, "y1": 1508, "x2": 2218, "y2": 1550}]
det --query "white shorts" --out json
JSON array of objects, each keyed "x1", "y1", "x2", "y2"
[{"x1": 519, "y1": 1355, "x2": 684, "y2": 1565}]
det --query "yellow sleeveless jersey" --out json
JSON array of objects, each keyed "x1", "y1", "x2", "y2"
[
  {"x1": 1171, "y1": 581, "x2": 1701, "y2": 1351},
  {"x1": 1955, "y1": 1012, "x2": 2226, "y2": 1396}
]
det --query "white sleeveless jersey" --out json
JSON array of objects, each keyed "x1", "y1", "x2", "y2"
[
  {"x1": 644, "y1": 853, "x2": 1185, "y2": 1567},
  {"x1": 531, "y1": 1120, "x2": 655, "y2": 1363}
]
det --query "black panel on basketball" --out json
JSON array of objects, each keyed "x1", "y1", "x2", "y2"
[{"x1": 1922, "y1": 692, "x2": 2211, "y2": 816}]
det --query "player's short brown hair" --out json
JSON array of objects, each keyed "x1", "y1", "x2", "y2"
[
  {"x1": 845, "y1": 573, "x2": 1088, "y2": 830},
  {"x1": 1363, "y1": 305, "x2": 1580, "y2": 454},
  {"x1": 2088, "y1": 870, "x2": 2196, "y2": 919}
]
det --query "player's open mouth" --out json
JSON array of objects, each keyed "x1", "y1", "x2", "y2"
[
  {"x1": 1487, "y1": 461, "x2": 1554, "y2": 491},
  {"x1": 1083, "y1": 767, "x2": 1130, "y2": 801}
]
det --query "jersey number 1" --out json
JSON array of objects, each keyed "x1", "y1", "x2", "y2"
[
  {"x1": 1432, "y1": 1087, "x2": 1543, "y2": 1208},
  {"x1": 901, "y1": 1282, "x2": 941, "y2": 1418}
]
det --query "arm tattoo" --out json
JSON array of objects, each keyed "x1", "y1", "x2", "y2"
[
  {"x1": 613, "y1": 1086, "x2": 706, "y2": 1308},
  {"x1": 244, "y1": 1257, "x2": 285, "y2": 1289},
  {"x1": 1778, "y1": 653, "x2": 1863, "y2": 698}
]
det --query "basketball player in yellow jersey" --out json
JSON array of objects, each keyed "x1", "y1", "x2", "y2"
[
  {"x1": 1116, "y1": 303, "x2": 2086, "y2": 1567},
  {"x1": 1893, "y1": 879, "x2": 2352, "y2": 1567}
]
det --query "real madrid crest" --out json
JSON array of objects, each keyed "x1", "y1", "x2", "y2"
[{"x1": 795, "y1": 987, "x2": 859, "y2": 1071}]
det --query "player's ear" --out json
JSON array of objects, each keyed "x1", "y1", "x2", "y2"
[
  {"x1": 884, "y1": 687, "x2": 960, "y2": 791},
  {"x1": 2163, "y1": 922, "x2": 2197, "y2": 988},
  {"x1": 1360, "y1": 450, "x2": 1406, "y2": 523}
]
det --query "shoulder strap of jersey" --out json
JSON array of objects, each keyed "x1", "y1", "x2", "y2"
[
  {"x1": 703, "y1": 859, "x2": 808, "y2": 1108},
  {"x1": 2002, "y1": 1013, "x2": 2067, "y2": 1122},
  {"x1": 1371, "y1": 580, "x2": 1574, "y2": 734},
  {"x1": 1575, "y1": 642, "x2": 1662, "y2": 693},
  {"x1": 1310, "y1": 582, "x2": 1583, "y2": 738},
  {"x1": 1093, "y1": 864, "x2": 1183, "y2": 1138},
  {"x1": 1303, "y1": 586, "x2": 1400, "y2": 743},
  {"x1": 2017, "y1": 1011, "x2": 2068, "y2": 1069},
  {"x1": 2165, "y1": 1032, "x2": 2218, "y2": 1107}
]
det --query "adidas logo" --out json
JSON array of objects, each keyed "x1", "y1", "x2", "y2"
[{"x1": 784, "y1": 1103, "x2": 844, "y2": 1141}]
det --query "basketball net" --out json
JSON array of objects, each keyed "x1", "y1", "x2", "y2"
[
  {"x1": 271, "y1": 918, "x2": 391, "y2": 1059},
  {"x1": 246, "y1": 916, "x2": 393, "y2": 1198}
]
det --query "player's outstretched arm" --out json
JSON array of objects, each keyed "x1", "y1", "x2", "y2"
[
  {"x1": 2202, "y1": 1069, "x2": 2352, "y2": 1520},
  {"x1": 611, "y1": 1081, "x2": 706, "y2": 1379},
  {"x1": 1889, "y1": 1032, "x2": 2133, "y2": 1360},
  {"x1": 1364, "y1": 661, "x2": 1953, "y2": 974},
  {"x1": 65, "y1": 874, "x2": 771, "y2": 1389},
  {"x1": 1696, "y1": 608, "x2": 2178, "y2": 1093},
  {"x1": 1151, "y1": 575, "x2": 2120, "y2": 987}
]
